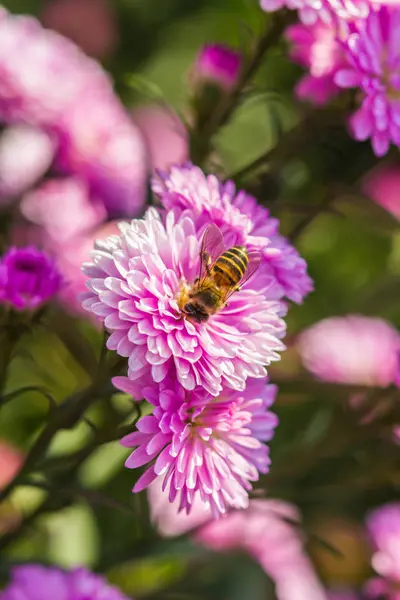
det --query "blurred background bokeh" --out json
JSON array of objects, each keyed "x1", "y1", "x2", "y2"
[{"x1": 0, "y1": 1, "x2": 399, "y2": 599}]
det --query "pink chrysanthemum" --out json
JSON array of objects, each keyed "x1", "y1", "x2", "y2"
[
  {"x1": 260, "y1": 0, "x2": 370, "y2": 26},
  {"x1": 0, "y1": 565, "x2": 130, "y2": 600},
  {"x1": 82, "y1": 208, "x2": 285, "y2": 395},
  {"x1": 0, "y1": 8, "x2": 146, "y2": 216},
  {"x1": 152, "y1": 164, "x2": 313, "y2": 305},
  {"x1": 285, "y1": 20, "x2": 347, "y2": 105},
  {"x1": 119, "y1": 376, "x2": 278, "y2": 517},
  {"x1": 298, "y1": 315, "x2": 400, "y2": 387},
  {"x1": 335, "y1": 7, "x2": 400, "y2": 157}
]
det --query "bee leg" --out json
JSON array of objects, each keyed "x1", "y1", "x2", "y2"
[{"x1": 201, "y1": 252, "x2": 212, "y2": 276}]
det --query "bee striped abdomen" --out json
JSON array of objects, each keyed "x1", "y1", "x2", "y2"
[{"x1": 212, "y1": 246, "x2": 248, "y2": 287}]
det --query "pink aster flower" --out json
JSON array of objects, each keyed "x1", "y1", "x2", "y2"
[
  {"x1": 0, "y1": 8, "x2": 146, "y2": 217},
  {"x1": 192, "y1": 44, "x2": 242, "y2": 92},
  {"x1": 0, "y1": 564, "x2": 130, "y2": 600},
  {"x1": 82, "y1": 207, "x2": 285, "y2": 395},
  {"x1": 0, "y1": 125, "x2": 55, "y2": 203},
  {"x1": 298, "y1": 315, "x2": 400, "y2": 387},
  {"x1": 335, "y1": 7, "x2": 400, "y2": 157},
  {"x1": 285, "y1": 20, "x2": 347, "y2": 105},
  {"x1": 0, "y1": 246, "x2": 62, "y2": 311},
  {"x1": 362, "y1": 164, "x2": 400, "y2": 221},
  {"x1": 153, "y1": 164, "x2": 313, "y2": 305},
  {"x1": 120, "y1": 376, "x2": 278, "y2": 516}
]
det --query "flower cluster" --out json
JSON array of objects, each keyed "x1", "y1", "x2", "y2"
[
  {"x1": 0, "y1": 7, "x2": 147, "y2": 312},
  {"x1": 0, "y1": 565, "x2": 130, "y2": 600},
  {"x1": 279, "y1": 0, "x2": 400, "y2": 158},
  {"x1": 81, "y1": 162, "x2": 312, "y2": 516}
]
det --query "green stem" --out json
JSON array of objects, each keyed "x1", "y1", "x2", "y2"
[
  {"x1": 190, "y1": 12, "x2": 294, "y2": 165},
  {"x1": 229, "y1": 107, "x2": 343, "y2": 183}
]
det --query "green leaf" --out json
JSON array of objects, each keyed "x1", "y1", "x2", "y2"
[{"x1": 124, "y1": 74, "x2": 164, "y2": 100}]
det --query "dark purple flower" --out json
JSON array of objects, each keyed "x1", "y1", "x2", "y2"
[
  {"x1": 0, "y1": 564, "x2": 130, "y2": 600},
  {"x1": 0, "y1": 246, "x2": 62, "y2": 311}
]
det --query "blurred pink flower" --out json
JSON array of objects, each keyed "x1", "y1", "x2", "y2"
[
  {"x1": 54, "y1": 219, "x2": 120, "y2": 312},
  {"x1": 41, "y1": 0, "x2": 118, "y2": 59},
  {"x1": 367, "y1": 503, "x2": 400, "y2": 583},
  {"x1": 192, "y1": 44, "x2": 242, "y2": 92},
  {"x1": 21, "y1": 177, "x2": 106, "y2": 244},
  {"x1": 0, "y1": 441, "x2": 22, "y2": 489},
  {"x1": 133, "y1": 105, "x2": 188, "y2": 172},
  {"x1": 362, "y1": 165, "x2": 400, "y2": 221},
  {"x1": 197, "y1": 500, "x2": 328, "y2": 600},
  {"x1": 0, "y1": 125, "x2": 55, "y2": 203},
  {"x1": 335, "y1": 7, "x2": 400, "y2": 157},
  {"x1": 1, "y1": 565, "x2": 130, "y2": 600},
  {"x1": 0, "y1": 8, "x2": 147, "y2": 217},
  {"x1": 148, "y1": 476, "x2": 212, "y2": 537},
  {"x1": 298, "y1": 315, "x2": 400, "y2": 387},
  {"x1": 149, "y1": 487, "x2": 327, "y2": 600},
  {"x1": 285, "y1": 20, "x2": 347, "y2": 105}
]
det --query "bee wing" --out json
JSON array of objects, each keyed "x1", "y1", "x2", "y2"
[
  {"x1": 223, "y1": 249, "x2": 262, "y2": 301},
  {"x1": 198, "y1": 224, "x2": 225, "y2": 281}
]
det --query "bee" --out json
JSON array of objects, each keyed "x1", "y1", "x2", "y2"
[{"x1": 182, "y1": 224, "x2": 261, "y2": 323}]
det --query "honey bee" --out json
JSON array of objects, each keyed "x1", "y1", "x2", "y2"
[{"x1": 182, "y1": 224, "x2": 261, "y2": 323}]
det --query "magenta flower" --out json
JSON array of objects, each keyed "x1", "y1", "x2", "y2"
[
  {"x1": 0, "y1": 565, "x2": 130, "y2": 600},
  {"x1": 362, "y1": 164, "x2": 400, "y2": 221},
  {"x1": 120, "y1": 376, "x2": 278, "y2": 516},
  {"x1": 335, "y1": 7, "x2": 400, "y2": 157},
  {"x1": 0, "y1": 7, "x2": 146, "y2": 217},
  {"x1": 0, "y1": 125, "x2": 55, "y2": 203},
  {"x1": 298, "y1": 315, "x2": 400, "y2": 387},
  {"x1": 153, "y1": 164, "x2": 313, "y2": 305},
  {"x1": 285, "y1": 20, "x2": 347, "y2": 105},
  {"x1": 0, "y1": 246, "x2": 62, "y2": 311},
  {"x1": 82, "y1": 208, "x2": 285, "y2": 395},
  {"x1": 192, "y1": 44, "x2": 242, "y2": 91}
]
